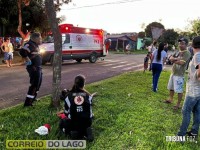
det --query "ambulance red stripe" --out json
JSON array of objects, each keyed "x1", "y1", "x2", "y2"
[{"x1": 47, "y1": 49, "x2": 103, "y2": 54}]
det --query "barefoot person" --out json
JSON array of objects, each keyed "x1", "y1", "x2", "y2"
[{"x1": 1, "y1": 37, "x2": 14, "y2": 67}]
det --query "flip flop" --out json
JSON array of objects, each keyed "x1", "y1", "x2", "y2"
[{"x1": 164, "y1": 100, "x2": 172, "y2": 103}]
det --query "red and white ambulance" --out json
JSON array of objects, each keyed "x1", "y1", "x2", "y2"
[{"x1": 40, "y1": 24, "x2": 109, "y2": 64}]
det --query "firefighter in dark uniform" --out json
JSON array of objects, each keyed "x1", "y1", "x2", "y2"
[
  {"x1": 58, "y1": 74, "x2": 96, "y2": 141},
  {"x1": 19, "y1": 32, "x2": 42, "y2": 107}
]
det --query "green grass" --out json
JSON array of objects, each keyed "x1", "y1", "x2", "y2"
[{"x1": 0, "y1": 71, "x2": 199, "y2": 150}]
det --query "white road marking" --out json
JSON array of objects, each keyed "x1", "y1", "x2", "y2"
[
  {"x1": 102, "y1": 61, "x2": 127, "y2": 66},
  {"x1": 98, "y1": 59, "x2": 143, "y2": 71},
  {"x1": 112, "y1": 62, "x2": 136, "y2": 68},
  {"x1": 122, "y1": 64, "x2": 143, "y2": 70}
]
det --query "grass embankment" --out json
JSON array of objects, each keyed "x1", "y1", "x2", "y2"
[{"x1": 0, "y1": 71, "x2": 199, "y2": 150}]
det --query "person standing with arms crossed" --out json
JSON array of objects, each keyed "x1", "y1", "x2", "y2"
[
  {"x1": 19, "y1": 32, "x2": 43, "y2": 107},
  {"x1": 177, "y1": 36, "x2": 200, "y2": 139},
  {"x1": 164, "y1": 38, "x2": 191, "y2": 110}
]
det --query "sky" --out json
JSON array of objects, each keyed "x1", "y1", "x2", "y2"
[{"x1": 58, "y1": 0, "x2": 200, "y2": 34}]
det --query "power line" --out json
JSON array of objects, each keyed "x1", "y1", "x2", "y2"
[{"x1": 61, "y1": 0, "x2": 143, "y2": 10}]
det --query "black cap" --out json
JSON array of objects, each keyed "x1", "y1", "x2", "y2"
[
  {"x1": 192, "y1": 36, "x2": 200, "y2": 48},
  {"x1": 178, "y1": 38, "x2": 188, "y2": 45}
]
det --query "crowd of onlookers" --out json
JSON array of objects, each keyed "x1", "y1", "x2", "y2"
[
  {"x1": 143, "y1": 36, "x2": 200, "y2": 141},
  {"x1": 57, "y1": 36, "x2": 200, "y2": 141}
]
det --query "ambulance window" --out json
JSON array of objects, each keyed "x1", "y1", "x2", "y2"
[
  {"x1": 62, "y1": 34, "x2": 70, "y2": 44},
  {"x1": 43, "y1": 35, "x2": 53, "y2": 43}
]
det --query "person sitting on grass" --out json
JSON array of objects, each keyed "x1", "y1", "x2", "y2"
[{"x1": 57, "y1": 74, "x2": 97, "y2": 141}]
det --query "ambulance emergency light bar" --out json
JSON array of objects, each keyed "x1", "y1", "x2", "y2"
[{"x1": 59, "y1": 24, "x2": 103, "y2": 36}]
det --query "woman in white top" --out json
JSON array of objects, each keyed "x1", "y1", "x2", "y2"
[
  {"x1": 1, "y1": 37, "x2": 14, "y2": 67},
  {"x1": 151, "y1": 42, "x2": 167, "y2": 92}
]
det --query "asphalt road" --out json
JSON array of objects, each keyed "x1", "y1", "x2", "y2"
[{"x1": 0, "y1": 53, "x2": 146, "y2": 110}]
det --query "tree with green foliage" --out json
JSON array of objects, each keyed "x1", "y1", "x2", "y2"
[
  {"x1": 186, "y1": 18, "x2": 200, "y2": 36},
  {"x1": 145, "y1": 22, "x2": 165, "y2": 38},
  {"x1": 138, "y1": 31, "x2": 145, "y2": 38},
  {"x1": 178, "y1": 31, "x2": 191, "y2": 39},
  {"x1": 0, "y1": 0, "x2": 18, "y2": 36},
  {"x1": 0, "y1": 0, "x2": 69, "y2": 37},
  {"x1": 160, "y1": 29, "x2": 179, "y2": 46},
  {"x1": 0, "y1": 0, "x2": 48, "y2": 37}
]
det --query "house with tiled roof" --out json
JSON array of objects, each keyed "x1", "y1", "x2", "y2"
[{"x1": 107, "y1": 32, "x2": 137, "y2": 50}]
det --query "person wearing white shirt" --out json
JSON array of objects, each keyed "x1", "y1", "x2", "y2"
[{"x1": 151, "y1": 42, "x2": 167, "y2": 92}]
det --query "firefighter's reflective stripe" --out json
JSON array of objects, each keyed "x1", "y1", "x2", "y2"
[
  {"x1": 31, "y1": 52, "x2": 39, "y2": 54},
  {"x1": 65, "y1": 97, "x2": 71, "y2": 118},
  {"x1": 88, "y1": 96, "x2": 92, "y2": 104},
  {"x1": 89, "y1": 96, "x2": 93, "y2": 118},
  {"x1": 65, "y1": 97, "x2": 71, "y2": 108},
  {"x1": 27, "y1": 95, "x2": 34, "y2": 99},
  {"x1": 64, "y1": 92, "x2": 93, "y2": 119}
]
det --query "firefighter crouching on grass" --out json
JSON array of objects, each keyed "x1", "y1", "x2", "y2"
[
  {"x1": 58, "y1": 74, "x2": 97, "y2": 142},
  {"x1": 19, "y1": 32, "x2": 43, "y2": 107}
]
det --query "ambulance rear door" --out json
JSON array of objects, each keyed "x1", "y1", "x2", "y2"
[{"x1": 61, "y1": 33, "x2": 73, "y2": 59}]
